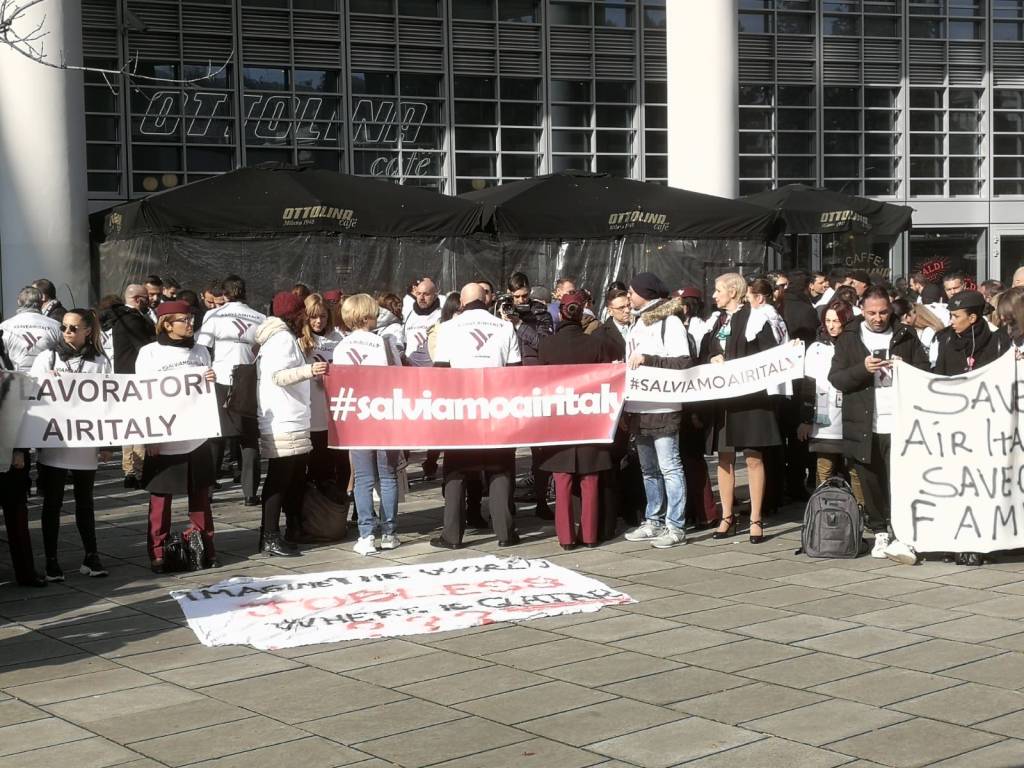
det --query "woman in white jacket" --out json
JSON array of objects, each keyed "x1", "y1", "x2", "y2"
[
  {"x1": 256, "y1": 292, "x2": 327, "y2": 557},
  {"x1": 29, "y1": 308, "x2": 113, "y2": 581},
  {"x1": 299, "y1": 293, "x2": 345, "y2": 498},
  {"x1": 333, "y1": 294, "x2": 403, "y2": 555},
  {"x1": 135, "y1": 301, "x2": 218, "y2": 572}
]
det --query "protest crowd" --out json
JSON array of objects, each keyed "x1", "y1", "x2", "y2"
[{"x1": 3, "y1": 263, "x2": 1024, "y2": 588}]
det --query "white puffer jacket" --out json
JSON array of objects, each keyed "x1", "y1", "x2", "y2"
[{"x1": 255, "y1": 317, "x2": 315, "y2": 454}]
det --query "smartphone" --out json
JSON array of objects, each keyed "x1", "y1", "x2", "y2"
[{"x1": 872, "y1": 349, "x2": 891, "y2": 362}]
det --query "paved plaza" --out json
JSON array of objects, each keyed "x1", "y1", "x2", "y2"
[{"x1": 2, "y1": 458, "x2": 1024, "y2": 768}]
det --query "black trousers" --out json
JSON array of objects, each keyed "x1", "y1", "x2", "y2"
[
  {"x1": 443, "y1": 450, "x2": 515, "y2": 544},
  {"x1": 210, "y1": 421, "x2": 261, "y2": 499},
  {"x1": 261, "y1": 454, "x2": 308, "y2": 537},
  {"x1": 531, "y1": 447, "x2": 551, "y2": 511},
  {"x1": 1, "y1": 466, "x2": 38, "y2": 582},
  {"x1": 852, "y1": 433, "x2": 891, "y2": 534},
  {"x1": 38, "y1": 464, "x2": 97, "y2": 560},
  {"x1": 308, "y1": 430, "x2": 351, "y2": 492}
]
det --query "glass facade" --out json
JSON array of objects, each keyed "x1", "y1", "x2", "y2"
[
  {"x1": 81, "y1": 0, "x2": 667, "y2": 201},
  {"x1": 738, "y1": 0, "x2": 1024, "y2": 202}
]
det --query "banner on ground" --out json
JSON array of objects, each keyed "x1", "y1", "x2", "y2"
[
  {"x1": 891, "y1": 350, "x2": 1024, "y2": 553},
  {"x1": 326, "y1": 363, "x2": 625, "y2": 449},
  {"x1": 13, "y1": 370, "x2": 221, "y2": 448},
  {"x1": 626, "y1": 341, "x2": 805, "y2": 404},
  {"x1": 172, "y1": 556, "x2": 634, "y2": 649}
]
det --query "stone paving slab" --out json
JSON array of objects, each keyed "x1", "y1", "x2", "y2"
[{"x1": 2, "y1": 457, "x2": 1024, "y2": 767}]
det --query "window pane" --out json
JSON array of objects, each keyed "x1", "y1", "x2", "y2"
[
  {"x1": 865, "y1": 133, "x2": 897, "y2": 153},
  {"x1": 911, "y1": 157, "x2": 945, "y2": 177},
  {"x1": 596, "y1": 130, "x2": 633, "y2": 153},
  {"x1": 455, "y1": 128, "x2": 496, "y2": 151},
  {"x1": 454, "y1": 77, "x2": 496, "y2": 99},
  {"x1": 351, "y1": 72, "x2": 395, "y2": 94},
  {"x1": 779, "y1": 156, "x2": 815, "y2": 177},
  {"x1": 823, "y1": 110, "x2": 859, "y2": 130},
  {"x1": 824, "y1": 133, "x2": 860, "y2": 153},
  {"x1": 596, "y1": 81, "x2": 634, "y2": 103},
  {"x1": 596, "y1": 155, "x2": 632, "y2": 176},
  {"x1": 778, "y1": 85, "x2": 814, "y2": 106},
  {"x1": 596, "y1": 4, "x2": 633, "y2": 27},
  {"x1": 294, "y1": 70, "x2": 339, "y2": 93},
  {"x1": 502, "y1": 103, "x2": 540, "y2": 124},
  {"x1": 778, "y1": 132, "x2": 814, "y2": 153},
  {"x1": 910, "y1": 112, "x2": 943, "y2": 131},
  {"x1": 502, "y1": 154, "x2": 540, "y2": 176},
  {"x1": 454, "y1": 101, "x2": 496, "y2": 123},
  {"x1": 501, "y1": 78, "x2": 540, "y2": 100},
  {"x1": 552, "y1": 105, "x2": 591, "y2": 126},
  {"x1": 549, "y1": 2, "x2": 590, "y2": 24},
  {"x1": 550, "y1": 80, "x2": 591, "y2": 102},
  {"x1": 740, "y1": 133, "x2": 772, "y2": 153},
  {"x1": 911, "y1": 134, "x2": 944, "y2": 154},
  {"x1": 398, "y1": 0, "x2": 438, "y2": 16},
  {"x1": 823, "y1": 15, "x2": 861, "y2": 35},
  {"x1": 949, "y1": 111, "x2": 982, "y2": 131},
  {"x1": 739, "y1": 108, "x2": 772, "y2": 130},
  {"x1": 453, "y1": 0, "x2": 494, "y2": 19},
  {"x1": 499, "y1": 0, "x2": 538, "y2": 22},
  {"x1": 740, "y1": 156, "x2": 772, "y2": 177},
  {"x1": 949, "y1": 157, "x2": 981, "y2": 177},
  {"x1": 552, "y1": 130, "x2": 591, "y2": 152},
  {"x1": 824, "y1": 87, "x2": 860, "y2": 107},
  {"x1": 456, "y1": 153, "x2": 496, "y2": 176},
  {"x1": 779, "y1": 109, "x2": 814, "y2": 130},
  {"x1": 243, "y1": 67, "x2": 288, "y2": 90},
  {"x1": 910, "y1": 89, "x2": 943, "y2": 108},
  {"x1": 596, "y1": 105, "x2": 634, "y2": 127},
  {"x1": 646, "y1": 130, "x2": 668, "y2": 153},
  {"x1": 825, "y1": 156, "x2": 860, "y2": 176},
  {"x1": 501, "y1": 128, "x2": 540, "y2": 150}
]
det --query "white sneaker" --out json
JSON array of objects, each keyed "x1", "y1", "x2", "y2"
[
  {"x1": 651, "y1": 526, "x2": 687, "y2": 549},
  {"x1": 870, "y1": 532, "x2": 891, "y2": 559},
  {"x1": 884, "y1": 538, "x2": 918, "y2": 565},
  {"x1": 625, "y1": 521, "x2": 665, "y2": 541},
  {"x1": 353, "y1": 536, "x2": 377, "y2": 556},
  {"x1": 380, "y1": 533, "x2": 401, "y2": 550}
]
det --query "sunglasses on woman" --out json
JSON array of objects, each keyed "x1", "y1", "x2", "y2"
[{"x1": 60, "y1": 324, "x2": 81, "y2": 333}]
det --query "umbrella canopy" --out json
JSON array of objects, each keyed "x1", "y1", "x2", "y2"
[
  {"x1": 741, "y1": 184, "x2": 913, "y2": 236},
  {"x1": 462, "y1": 170, "x2": 779, "y2": 240},
  {"x1": 103, "y1": 166, "x2": 483, "y2": 239}
]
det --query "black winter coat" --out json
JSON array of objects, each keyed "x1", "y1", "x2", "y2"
[
  {"x1": 593, "y1": 316, "x2": 627, "y2": 361},
  {"x1": 537, "y1": 322, "x2": 615, "y2": 474},
  {"x1": 110, "y1": 304, "x2": 156, "y2": 373},
  {"x1": 933, "y1": 322, "x2": 1010, "y2": 376},
  {"x1": 828, "y1": 317, "x2": 929, "y2": 463},
  {"x1": 704, "y1": 304, "x2": 783, "y2": 451}
]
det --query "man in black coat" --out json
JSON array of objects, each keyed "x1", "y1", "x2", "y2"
[
  {"x1": 111, "y1": 284, "x2": 156, "y2": 487},
  {"x1": 593, "y1": 288, "x2": 631, "y2": 361},
  {"x1": 829, "y1": 286, "x2": 930, "y2": 564},
  {"x1": 934, "y1": 290, "x2": 1009, "y2": 376}
]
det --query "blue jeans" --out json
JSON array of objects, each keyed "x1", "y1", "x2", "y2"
[
  {"x1": 635, "y1": 432, "x2": 686, "y2": 530},
  {"x1": 351, "y1": 449, "x2": 401, "y2": 538}
]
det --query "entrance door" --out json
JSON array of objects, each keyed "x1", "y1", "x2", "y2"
[{"x1": 992, "y1": 228, "x2": 1024, "y2": 287}]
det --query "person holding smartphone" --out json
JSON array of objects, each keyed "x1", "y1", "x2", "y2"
[{"x1": 828, "y1": 286, "x2": 929, "y2": 564}]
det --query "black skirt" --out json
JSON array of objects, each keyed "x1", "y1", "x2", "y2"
[
  {"x1": 142, "y1": 443, "x2": 215, "y2": 496},
  {"x1": 707, "y1": 392, "x2": 782, "y2": 453}
]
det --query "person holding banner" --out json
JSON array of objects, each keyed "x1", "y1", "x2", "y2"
[
  {"x1": 538, "y1": 291, "x2": 614, "y2": 549},
  {"x1": 828, "y1": 286, "x2": 929, "y2": 563},
  {"x1": 135, "y1": 301, "x2": 218, "y2": 572},
  {"x1": 299, "y1": 293, "x2": 347, "y2": 502},
  {"x1": 255, "y1": 292, "x2": 328, "y2": 557},
  {"x1": 333, "y1": 294, "x2": 404, "y2": 556},
  {"x1": 195, "y1": 276, "x2": 266, "y2": 503},
  {"x1": 622, "y1": 272, "x2": 692, "y2": 549},
  {"x1": 430, "y1": 283, "x2": 522, "y2": 550},
  {"x1": 797, "y1": 300, "x2": 864, "y2": 501},
  {"x1": 29, "y1": 309, "x2": 113, "y2": 581},
  {"x1": 705, "y1": 273, "x2": 782, "y2": 544}
]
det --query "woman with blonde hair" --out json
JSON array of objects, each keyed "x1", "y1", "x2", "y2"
[
  {"x1": 135, "y1": 301, "x2": 218, "y2": 571},
  {"x1": 704, "y1": 273, "x2": 782, "y2": 544},
  {"x1": 299, "y1": 293, "x2": 347, "y2": 498},
  {"x1": 332, "y1": 294, "x2": 403, "y2": 555}
]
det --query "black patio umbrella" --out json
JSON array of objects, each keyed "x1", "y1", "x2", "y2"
[
  {"x1": 462, "y1": 170, "x2": 780, "y2": 240},
  {"x1": 104, "y1": 166, "x2": 483, "y2": 240},
  {"x1": 741, "y1": 184, "x2": 913, "y2": 236}
]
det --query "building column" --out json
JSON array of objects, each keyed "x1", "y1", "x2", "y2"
[
  {"x1": 0, "y1": 2, "x2": 90, "y2": 317},
  {"x1": 665, "y1": 0, "x2": 738, "y2": 198}
]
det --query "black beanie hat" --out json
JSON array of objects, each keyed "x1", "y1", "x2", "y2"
[{"x1": 629, "y1": 272, "x2": 669, "y2": 301}]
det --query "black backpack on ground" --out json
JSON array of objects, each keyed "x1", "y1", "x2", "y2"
[{"x1": 798, "y1": 477, "x2": 864, "y2": 559}]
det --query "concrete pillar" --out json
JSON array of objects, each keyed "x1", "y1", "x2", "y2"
[
  {"x1": 0, "y1": 1, "x2": 90, "y2": 317},
  {"x1": 665, "y1": 0, "x2": 738, "y2": 198}
]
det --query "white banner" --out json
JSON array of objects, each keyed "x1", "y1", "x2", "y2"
[
  {"x1": 891, "y1": 351, "x2": 1024, "y2": 553},
  {"x1": 13, "y1": 371, "x2": 221, "y2": 448},
  {"x1": 172, "y1": 556, "x2": 633, "y2": 649},
  {"x1": 626, "y1": 342, "x2": 805, "y2": 403}
]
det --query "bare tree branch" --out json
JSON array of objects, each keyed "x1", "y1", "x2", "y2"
[{"x1": 1, "y1": 0, "x2": 234, "y2": 87}]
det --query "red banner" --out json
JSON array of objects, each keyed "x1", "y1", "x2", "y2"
[{"x1": 325, "y1": 364, "x2": 626, "y2": 449}]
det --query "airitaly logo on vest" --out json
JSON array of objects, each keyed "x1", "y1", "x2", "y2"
[
  {"x1": 607, "y1": 210, "x2": 670, "y2": 233},
  {"x1": 819, "y1": 210, "x2": 870, "y2": 231},
  {"x1": 282, "y1": 206, "x2": 358, "y2": 229}
]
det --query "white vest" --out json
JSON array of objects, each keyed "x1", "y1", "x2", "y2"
[{"x1": 134, "y1": 341, "x2": 212, "y2": 455}]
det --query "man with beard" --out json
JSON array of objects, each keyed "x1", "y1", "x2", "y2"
[
  {"x1": 829, "y1": 286, "x2": 929, "y2": 565},
  {"x1": 402, "y1": 277, "x2": 442, "y2": 479}
]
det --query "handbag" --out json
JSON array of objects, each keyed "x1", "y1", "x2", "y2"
[{"x1": 224, "y1": 363, "x2": 258, "y2": 418}]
